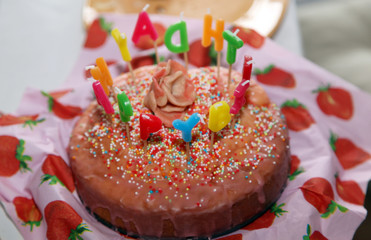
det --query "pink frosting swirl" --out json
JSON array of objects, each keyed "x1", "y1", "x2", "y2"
[{"x1": 144, "y1": 60, "x2": 196, "y2": 127}]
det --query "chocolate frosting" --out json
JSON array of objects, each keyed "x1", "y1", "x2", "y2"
[{"x1": 69, "y1": 65, "x2": 290, "y2": 238}]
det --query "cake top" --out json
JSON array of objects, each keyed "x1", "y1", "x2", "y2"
[{"x1": 69, "y1": 64, "x2": 289, "y2": 210}]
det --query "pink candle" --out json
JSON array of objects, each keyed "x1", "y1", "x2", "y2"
[
  {"x1": 92, "y1": 81, "x2": 114, "y2": 114},
  {"x1": 132, "y1": 4, "x2": 158, "y2": 44},
  {"x1": 230, "y1": 56, "x2": 253, "y2": 114}
]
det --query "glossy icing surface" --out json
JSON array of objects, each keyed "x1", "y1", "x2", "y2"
[{"x1": 69, "y1": 65, "x2": 290, "y2": 238}]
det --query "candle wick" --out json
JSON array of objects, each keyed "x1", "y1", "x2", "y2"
[
  {"x1": 85, "y1": 65, "x2": 95, "y2": 70},
  {"x1": 114, "y1": 87, "x2": 122, "y2": 94},
  {"x1": 207, "y1": 8, "x2": 210, "y2": 14},
  {"x1": 233, "y1": 29, "x2": 240, "y2": 35},
  {"x1": 180, "y1": 11, "x2": 184, "y2": 21},
  {"x1": 143, "y1": 4, "x2": 150, "y2": 12},
  {"x1": 245, "y1": 60, "x2": 254, "y2": 65},
  {"x1": 121, "y1": 33, "x2": 126, "y2": 39},
  {"x1": 241, "y1": 80, "x2": 250, "y2": 86}
]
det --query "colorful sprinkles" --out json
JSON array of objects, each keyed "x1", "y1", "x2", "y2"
[{"x1": 71, "y1": 66, "x2": 288, "y2": 206}]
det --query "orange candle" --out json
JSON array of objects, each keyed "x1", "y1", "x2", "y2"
[
  {"x1": 96, "y1": 57, "x2": 113, "y2": 87},
  {"x1": 202, "y1": 12, "x2": 224, "y2": 52},
  {"x1": 90, "y1": 67, "x2": 109, "y2": 95}
]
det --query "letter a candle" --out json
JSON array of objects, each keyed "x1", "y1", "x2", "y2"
[
  {"x1": 164, "y1": 12, "x2": 190, "y2": 71},
  {"x1": 111, "y1": 28, "x2": 136, "y2": 81},
  {"x1": 172, "y1": 113, "x2": 201, "y2": 160},
  {"x1": 202, "y1": 9, "x2": 224, "y2": 79},
  {"x1": 132, "y1": 4, "x2": 160, "y2": 63},
  {"x1": 230, "y1": 55, "x2": 253, "y2": 129},
  {"x1": 222, "y1": 29, "x2": 244, "y2": 88},
  {"x1": 208, "y1": 101, "x2": 231, "y2": 152},
  {"x1": 115, "y1": 87, "x2": 133, "y2": 146}
]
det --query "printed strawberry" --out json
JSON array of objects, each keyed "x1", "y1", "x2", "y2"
[
  {"x1": 330, "y1": 132, "x2": 370, "y2": 169},
  {"x1": 243, "y1": 203, "x2": 287, "y2": 230},
  {"x1": 45, "y1": 200, "x2": 91, "y2": 240},
  {"x1": 41, "y1": 154, "x2": 75, "y2": 192},
  {"x1": 288, "y1": 155, "x2": 304, "y2": 181},
  {"x1": 254, "y1": 64, "x2": 296, "y2": 88},
  {"x1": 0, "y1": 135, "x2": 32, "y2": 177},
  {"x1": 300, "y1": 177, "x2": 347, "y2": 218},
  {"x1": 48, "y1": 89, "x2": 73, "y2": 99},
  {"x1": 281, "y1": 99, "x2": 315, "y2": 131},
  {"x1": 178, "y1": 39, "x2": 213, "y2": 67},
  {"x1": 313, "y1": 85, "x2": 353, "y2": 120},
  {"x1": 41, "y1": 91, "x2": 82, "y2": 119},
  {"x1": 335, "y1": 173, "x2": 365, "y2": 205},
  {"x1": 134, "y1": 22, "x2": 166, "y2": 50},
  {"x1": 303, "y1": 224, "x2": 328, "y2": 240},
  {"x1": 129, "y1": 55, "x2": 156, "y2": 71},
  {"x1": 231, "y1": 25, "x2": 265, "y2": 48},
  {"x1": 0, "y1": 114, "x2": 45, "y2": 129},
  {"x1": 217, "y1": 233, "x2": 242, "y2": 240},
  {"x1": 84, "y1": 60, "x2": 117, "y2": 79},
  {"x1": 84, "y1": 17, "x2": 112, "y2": 49},
  {"x1": 13, "y1": 196, "x2": 42, "y2": 231}
]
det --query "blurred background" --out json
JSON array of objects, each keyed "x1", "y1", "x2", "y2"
[{"x1": 0, "y1": 0, "x2": 370, "y2": 239}]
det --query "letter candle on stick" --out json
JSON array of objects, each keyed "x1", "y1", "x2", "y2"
[
  {"x1": 90, "y1": 66, "x2": 109, "y2": 95},
  {"x1": 111, "y1": 28, "x2": 136, "y2": 81},
  {"x1": 92, "y1": 81, "x2": 115, "y2": 121},
  {"x1": 115, "y1": 87, "x2": 133, "y2": 146},
  {"x1": 132, "y1": 4, "x2": 160, "y2": 63},
  {"x1": 139, "y1": 114, "x2": 162, "y2": 152},
  {"x1": 172, "y1": 113, "x2": 201, "y2": 160},
  {"x1": 222, "y1": 29, "x2": 244, "y2": 88},
  {"x1": 230, "y1": 56, "x2": 253, "y2": 129},
  {"x1": 208, "y1": 101, "x2": 231, "y2": 152},
  {"x1": 202, "y1": 8, "x2": 224, "y2": 79},
  {"x1": 164, "y1": 12, "x2": 190, "y2": 71}
]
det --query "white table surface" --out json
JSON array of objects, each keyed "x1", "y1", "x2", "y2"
[{"x1": 0, "y1": 0, "x2": 301, "y2": 239}]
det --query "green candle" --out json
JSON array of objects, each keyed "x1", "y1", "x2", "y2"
[
  {"x1": 116, "y1": 88, "x2": 133, "y2": 122},
  {"x1": 164, "y1": 20, "x2": 189, "y2": 53},
  {"x1": 222, "y1": 30, "x2": 243, "y2": 65}
]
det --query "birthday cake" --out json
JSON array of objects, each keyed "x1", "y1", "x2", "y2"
[{"x1": 68, "y1": 59, "x2": 290, "y2": 238}]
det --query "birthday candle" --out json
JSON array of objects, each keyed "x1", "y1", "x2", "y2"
[
  {"x1": 92, "y1": 81, "x2": 114, "y2": 114},
  {"x1": 172, "y1": 113, "x2": 201, "y2": 142},
  {"x1": 202, "y1": 11, "x2": 224, "y2": 52},
  {"x1": 208, "y1": 101, "x2": 231, "y2": 132},
  {"x1": 230, "y1": 56, "x2": 253, "y2": 117},
  {"x1": 235, "y1": 56, "x2": 253, "y2": 97},
  {"x1": 132, "y1": 4, "x2": 158, "y2": 44},
  {"x1": 96, "y1": 57, "x2": 113, "y2": 86},
  {"x1": 111, "y1": 28, "x2": 132, "y2": 62},
  {"x1": 115, "y1": 87, "x2": 133, "y2": 122},
  {"x1": 164, "y1": 13, "x2": 189, "y2": 53},
  {"x1": 222, "y1": 30, "x2": 244, "y2": 65},
  {"x1": 139, "y1": 114, "x2": 162, "y2": 140},
  {"x1": 90, "y1": 67, "x2": 109, "y2": 95}
]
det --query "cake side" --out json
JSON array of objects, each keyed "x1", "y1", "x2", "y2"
[{"x1": 68, "y1": 65, "x2": 290, "y2": 238}]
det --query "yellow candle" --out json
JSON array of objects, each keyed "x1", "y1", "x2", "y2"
[
  {"x1": 111, "y1": 28, "x2": 132, "y2": 62},
  {"x1": 208, "y1": 101, "x2": 231, "y2": 132},
  {"x1": 202, "y1": 13, "x2": 224, "y2": 52}
]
